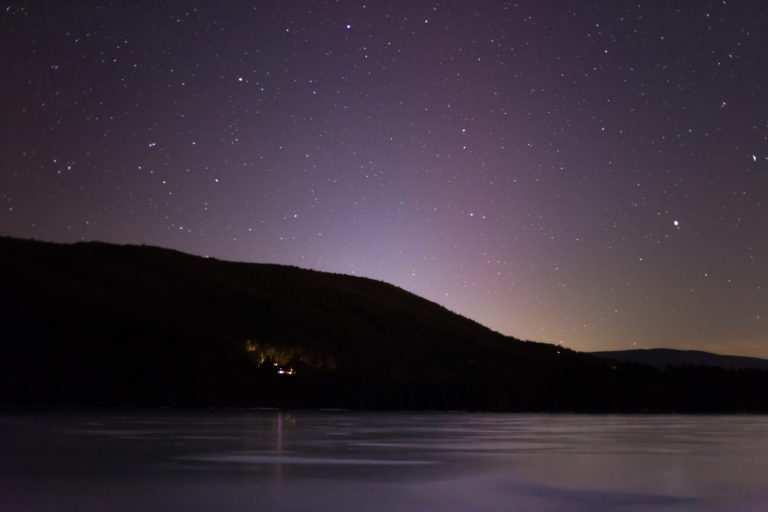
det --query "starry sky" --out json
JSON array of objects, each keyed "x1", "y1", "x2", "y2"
[{"x1": 2, "y1": 1, "x2": 767, "y2": 357}]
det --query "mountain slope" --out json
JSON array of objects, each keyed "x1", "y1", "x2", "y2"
[
  {"x1": 0, "y1": 236, "x2": 592, "y2": 408},
  {"x1": 591, "y1": 349, "x2": 768, "y2": 370},
  {"x1": 2, "y1": 236, "x2": 768, "y2": 412}
]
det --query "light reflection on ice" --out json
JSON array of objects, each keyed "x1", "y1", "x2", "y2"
[
  {"x1": 2, "y1": 412, "x2": 768, "y2": 512},
  {"x1": 184, "y1": 453, "x2": 437, "y2": 465}
]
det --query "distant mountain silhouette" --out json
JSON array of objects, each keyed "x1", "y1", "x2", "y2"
[
  {"x1": 591, "y1": 349, "x2": 768, "y2": 370},
  {"x1": 2, "y1": 236, "x2": 768, "y2": 412}
]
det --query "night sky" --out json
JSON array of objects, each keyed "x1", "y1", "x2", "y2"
[{"x1": 2, "y1": 1, "x2": 767, "y2": 357}]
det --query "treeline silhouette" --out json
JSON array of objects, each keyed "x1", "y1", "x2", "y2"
[
  {"x1": 591, "y1": 349, "x2": 768, "y2": 370},
  {"x1": 2, "y1": 236, "x2": 768, "y2": 412}
]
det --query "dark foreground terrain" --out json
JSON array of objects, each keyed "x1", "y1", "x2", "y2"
[{"x1": 2, "y1": 236, "x2": 768, "y2": 412}]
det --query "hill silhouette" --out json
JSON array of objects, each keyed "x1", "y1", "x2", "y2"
[
  {"x1": 592, "y1": 349, "x2": 768, "y2": 370},
  {"x1": 2, "y1": 236, "x2": 768, "y2": 412}
]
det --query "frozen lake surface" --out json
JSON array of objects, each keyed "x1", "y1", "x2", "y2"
[{"x1": 2, "y1": 411, "x2": 768, "y2": 511}]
